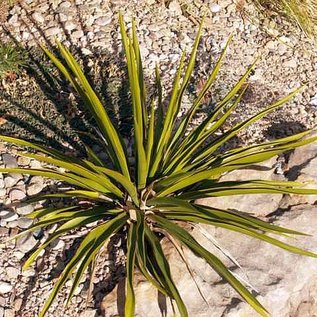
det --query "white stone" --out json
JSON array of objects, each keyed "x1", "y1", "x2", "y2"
[
  {"x1": 64, "y1": 21, "x2": 77, "y2": 31},
  {"x1": 59, "y1": 1, "x2": 72, "y2": 9},
  {"x1": 210, "y1": 3, "x2": 221, "y2": 13},
  {"x1": 0, "y1": 282, "x2": 13, "y2": 294},
  {"x1": 31, "y1": 12, "x2": 45, "y2": 23},
  {"x1": 9, "y1": 189, "x2": 26, "y2": 201},
  {"x1": 168, "y1": 1, "x2": 182, "y2": 14},
  {"x1": 17, "y1": 217, "x2": 33, "y2": 229},
  {"x1": 284, "y1": 59, "x2": 297, "y2": 68},
  {"x1": 310, "y1": 93, "x2": 317, "y2": 106},
  {"x1": 5, "y1": 267, "x2": 20, "y2": 279},
  {"x1": 16, "y1": 203, "x2": 34, "y2": 215},
  {"x1": 94, "y1": 15, "x2": 112, "y2": 26},
  {"x1": 16, "y1": 234, "x2": 37, "y2": 253},
  {"x1": 81, "y1": 48, "x2": 92, "y2": 55},
  {"x1": 72, "y1": 30, "x2": 84, "y2": 39},
  {"x1": 45, "y1": 27, "x2": 60, "y2": 37},
  {"x1": 58, "y1": 13, "x2": 68, "y2": 22},
  {"x1": 0, "y1": 188, "x2": 5, "y2": 198},
  {"x1": 4, "y1": 174, "x2": 22, "y2": 188},
  {"x1": 0, "y1": 210, "x2": 18, "y2": 222}
]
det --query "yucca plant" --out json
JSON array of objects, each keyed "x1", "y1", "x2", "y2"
[{"x1": 1, "y1": 14, "x2": 317, "y2": 317}]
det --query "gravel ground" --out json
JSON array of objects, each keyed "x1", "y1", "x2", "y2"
[{"x1": 0, "y1": 0, "x2": 317, "y2": 317}]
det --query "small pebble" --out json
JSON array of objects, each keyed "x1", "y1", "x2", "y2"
[{"x1": 0, "y1": 282, "x2": 13, "y2": 294}]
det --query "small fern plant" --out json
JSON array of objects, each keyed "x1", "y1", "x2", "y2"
[{"x1": 1, "y1": 14, "x2": 317, "y2": 317}]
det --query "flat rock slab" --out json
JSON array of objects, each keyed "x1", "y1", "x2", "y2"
[
  {"x1": 196, "y1": 157, "x2": 284, "y2": 217},
  {"x1": 101, "y1": 205, "x2": 317, "y2": 317}
]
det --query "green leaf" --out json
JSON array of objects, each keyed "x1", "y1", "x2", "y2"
[
  {"x1": 152, "y1": 215, "x2": 268, "y2": 317},
  {"x1": 39, "y1": 212, "x2": 128, "y2": 317},
  {"x1": 120, "y1": 13, "x2": 148, "y2": 189},
  {"x1": 179, "y1": 179, "x2": 317, "y2": 200},
  {"x1": 0, "y1": 167, "x2": 112, "y2": 194},
  {"x1": 88, "y1": 164, "x2": 139, "y2": 207},
  {"x1": 149, "y1": 197, "x2": 305, "y2": 236},
  {"x1": 168, "y1": 35, "x2": 233, "y2": 152},
  {"x1": 144, "y1": 225, "x2": 188, "y2": 317},
  {"x1": 164, "y1": 84, "x2": 248, "y2": 174},
  {"x1": 149, "y1": 52, "x2": 186, "y2": 178},
  {"x1": 42, "y1": 43, "x2": 130, "y2": 179},
  {"x1": 125, "y1": 221, "x2": 138, "y2": 317},
  {"x1": 18, "y1": 152, "x2": 122, "y2": 196},
  {"x1": 23, "y1": 214, "x2": 103, "y2": 270},
  {"x1": 192, "y1": 86, "x2": 304, "y2": 164}
]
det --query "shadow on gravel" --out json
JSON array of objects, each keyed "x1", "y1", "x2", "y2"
[
  {"x1": 1, "y1": 2, "x2": 134, "y2": 154},
  {"x1": 263, "y1": 120, "x2": 307, "y2": 139}
]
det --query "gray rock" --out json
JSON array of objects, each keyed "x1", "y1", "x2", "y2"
[
  {"x1": 0, "y1": 210, "x2": 18, "y2": 222},
  {"x1": 210, "y1": 3, "x2": 221, "y2": 13},
  {"x1": 94, "y1": 15, "x2": 112, "y2": 26},
  {"x1": 50, "y1": 239, "x2": 65, "y2": 250},
  {"x1": 81, "y1": 309, "x2": 97, "y2": 317},
  {"x1": 197, "y1": 157, "x2": 283, "y2": 217},
  {"x1": 45, "y1": 27, "x2": 60, "y2": 36},
  {"x1": 102, "y1": 206, "x2": 317, "y2": 317},
  {"x1": 72, "y1": 30, "x2": 84, "y2": 39},
  {"x1": 4, "y1": 174, "x2": 22, "y2": 188},
  {"x1": 17, "y1": 156, "x2": 31, "y2": 166},
  {"x1": 2, "y1": 154, "x2": 17, "y2": 168},
  {"x1": 26, "y1": 183, "x2": 43, "y2": 196},
  {"x1": 0, "y1": 282, "x2": 13, "y2": 294},
  {"x1": 282, "y1": 131, "x2": 317, "y2": 205},
  {"x1": 31, "y1": 12, "x2": 45, "y2": 23},
  {"x1": 17, "y1": 217, "x2": 33, "y2": 229},
  {"x1": 16, "y1": 203, "x2": 34, "y2": 216},
  {"x1": 64, "y1": 21, "x2": 77, "y2": 31},
  {"x1": 9, "y1": 189, "x2": 26, "y2": 202},
  {"x1": 16, "y1": 234, "x2": 37, "y2": 253},
  {"x1": 0, "y1": 188, "x2": 5, "y2": 198},
  {"x1": 5, "y1": 266, "x2": 20, "y2": 279}
]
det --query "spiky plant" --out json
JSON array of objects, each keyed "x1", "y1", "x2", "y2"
[
  {"x1": 1, "y1": 14, "x2": 317, "y2": 317},
  {"x1": 0, "y1": 42, "x2": 26, "y2": 79}
]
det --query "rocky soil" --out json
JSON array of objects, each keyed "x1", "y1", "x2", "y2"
[{"x1": 0, "y1": 0, "x2": 317, "y2": 317}]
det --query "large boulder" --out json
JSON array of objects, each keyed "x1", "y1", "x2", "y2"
[
  {"x1": 100, "y1": 139, "x2": 317, "y2": 317},
  {"x1": 197, "y1": 156, "x2": 284, "y2": 217},
  {"x1": 101, "y1": 205, "x2": 317, "y2": 317}
]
